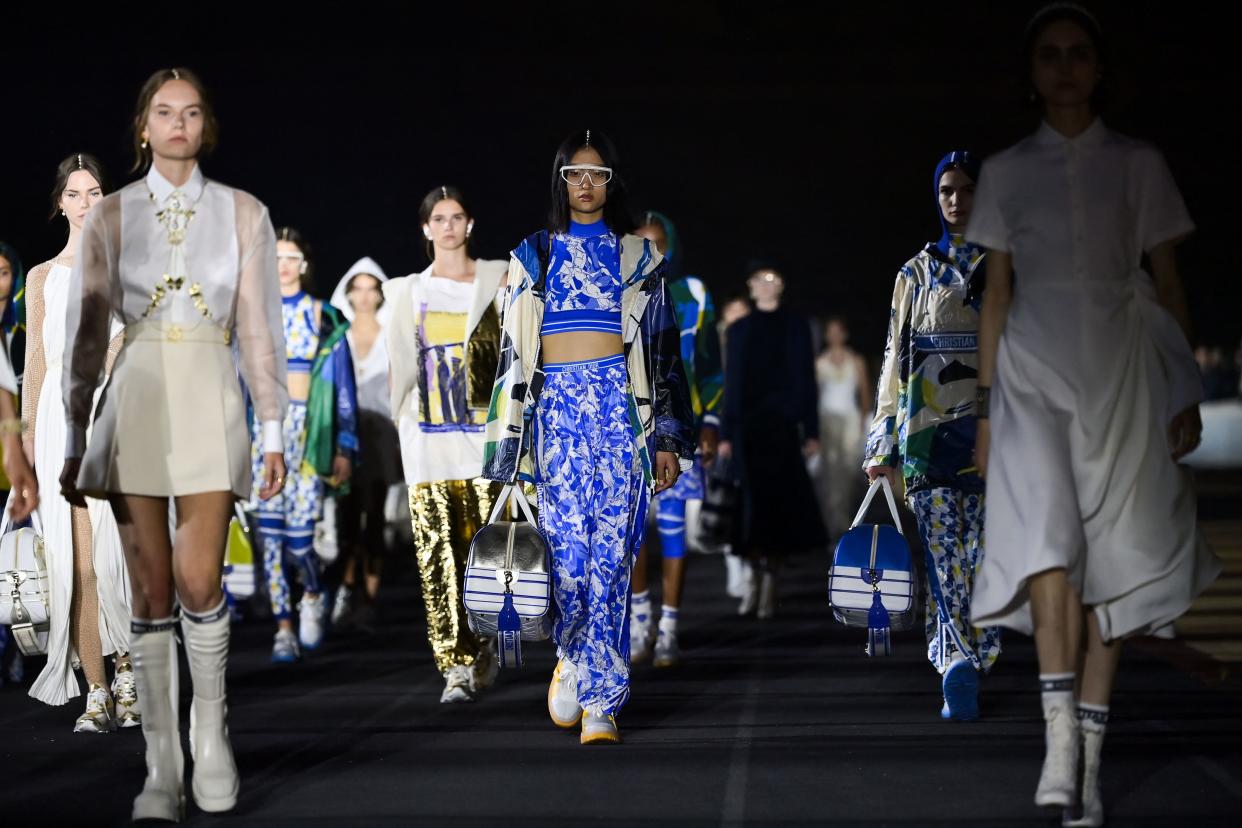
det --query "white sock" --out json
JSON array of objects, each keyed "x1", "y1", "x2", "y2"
[
  {"x1": 659, "y1": 605, "x2": 679, "y2": 635},
  {"x1": 1039, "y1": 672, "x2": 1076, "y2": 717},
  {"x1": 1077, "y1": 702, "x2": 1109, "y2": 734},
  {"x1": 631, "y1": 591, "x2": 652, "y2": 625}
]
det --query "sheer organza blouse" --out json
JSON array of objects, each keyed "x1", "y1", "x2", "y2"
[{"x1": 63, "y1": 165, "x2": 288, "y2": 457}]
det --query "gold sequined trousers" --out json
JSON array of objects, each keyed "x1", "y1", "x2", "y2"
[{"x1": 408, "y1": 479, "x2": 501, "y2": 674}]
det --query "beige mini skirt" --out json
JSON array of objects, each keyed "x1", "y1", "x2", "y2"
[{"x1": 78, "y1": 320, "x2": 252, "y2": 500}]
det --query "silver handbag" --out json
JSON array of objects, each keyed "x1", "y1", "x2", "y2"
[
  {"x1": 463, "y1": 484, "x2": 552, "y2": 668},
  {"x1": 0, "y1": 509, "x2": 51, "y2": 656}
]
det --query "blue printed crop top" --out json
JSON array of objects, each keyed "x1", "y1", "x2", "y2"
[
  {"x1": 539, "y1": 220, "x2": 624, "y2": 336},
  {"x1": 283, "y1": 291, "x2": 319, "y2": 373}
]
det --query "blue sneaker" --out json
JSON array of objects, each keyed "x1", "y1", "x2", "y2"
[
  {"x1": 271, "y1": 629, "x2": 301, "y2": 663},
  {"x1": 942, "y1": 658, "x2": 979, "y2": 721}
]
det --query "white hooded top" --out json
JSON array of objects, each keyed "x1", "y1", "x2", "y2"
[{"x1": 331, "y1": 256, "x2": 391, "y2": 416}]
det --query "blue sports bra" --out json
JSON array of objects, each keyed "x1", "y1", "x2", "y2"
[{"x1": 540, "y1": 220, "x2": 623, "y2": 337}]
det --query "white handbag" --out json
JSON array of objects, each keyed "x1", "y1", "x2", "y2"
[
  {"x1": 0, "y1": 509, "x2": 51, "y2": 656},
  {"x1": 463, "y1": 484, "x2": 552, "y2": 668}
]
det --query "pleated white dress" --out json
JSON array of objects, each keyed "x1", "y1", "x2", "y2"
[
  {"x1": 967, "y1": 120, "x2": 1221, "y2": 641},
  {"x1": 23, "y1": 262, "x2": 131, "y2": 705}
]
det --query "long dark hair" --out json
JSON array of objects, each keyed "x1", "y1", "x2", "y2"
[
  {"x1": 276, "y1": 226, "x2": 314, "y2": 293},
  {"x1": 418, "y1": 185, "x2": 473, "y2": 262},
  {"x1": 49, "y1": 153, "x2": 108, "y2": 221},
  {"x1": 547, "y1": 129, "x2": 633, "y2": 235}
]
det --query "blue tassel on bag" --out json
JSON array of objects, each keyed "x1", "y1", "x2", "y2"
[
  {"x1": 867, "y1": 590, "x2": 892, "y2": 657},
  {"x1": 496, "y1": 589, "x2": 523, "y2": 669}
]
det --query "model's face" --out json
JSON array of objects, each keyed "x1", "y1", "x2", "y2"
[
  {"x1": 938, "y1": 168, "x2": 976, "y2": 230},
  {"x1": 60, "y1": 170, "x2": 104, "y2": 231},
  {"x1": 825, "y1": 319, "x2": 848, "y2": 348},
  {"x1": 347, "y1": 273, "x2": 383, "y2": 315},
  {"x1": 425, "y1": 199, "x2": 471, "y2": 252},
  {"x1": 0, "y1": 256, "x2": 12, "y2": 304},
  {"x1": 722, "y1": 299, "x2": 750, "y2": 326},
  {"x1": 565, "y1": 146, "x2": 608, "y2": 218},
  {"x1": 1031, "y1": 19, "x2": 1100, "y2": 110},
  {"x1": 143, "y1": 79, "x2": 205, "y2": 162},
  {"x1": 748, "y1": 269, "x2": 784, "y2": 304},
  {"x1": 276, "y1": 240, "x2": 306, "y2": 289},
  {"x1": 635, "y1": 222, "x2": 668, "y2": 254}
]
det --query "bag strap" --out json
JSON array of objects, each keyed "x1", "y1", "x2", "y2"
[
  {"x1": 848, "y1": 476, "x2": 904, "y2": 536},
  {"x1": 487, "y1": 484, "x2": 537, "y2": 526}
]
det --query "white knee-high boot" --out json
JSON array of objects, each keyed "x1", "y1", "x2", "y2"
[
  {"x1": 130, "y1": 618, "x2": 185, "y2": 823},
  {"x1": 181, "y1": 600, "x2": 239, "y2": 813}
]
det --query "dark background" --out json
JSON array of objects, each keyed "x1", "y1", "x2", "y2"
[{"x1": 4, "y1": 1, "x2": 1239, "y2": 359}]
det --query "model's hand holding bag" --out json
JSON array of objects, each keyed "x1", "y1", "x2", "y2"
[
  {"x1": 463, "y1": 484, "x2": 552, "y2": 668},
  {"x1": 828, "y1": 475, "x2": 915, "y2": 656}
]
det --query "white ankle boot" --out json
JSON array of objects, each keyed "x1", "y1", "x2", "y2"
[
  {"x1": 181, "y1": 603, "x2": 239, "y2": 813},
  {"x1": 1063, "y1": 728, "x2": 1104, "y2": 827},
  {"x1": 1035, "y1": 702, "x2": 1080, "y2": 808},
  {"x1": 130, "y1": 622, "x2": 186, "y2": 823}
]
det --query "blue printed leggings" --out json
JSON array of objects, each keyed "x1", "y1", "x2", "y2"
[
  {"x1": 537, "y1": 355, "x2": 644, "y2": 717},
  {"x1": 910, "y1": 488, "x2": 1002, "y2": 675},
  {"x1": 250, "y1": 401, "x2": 324, "y2": 620}
]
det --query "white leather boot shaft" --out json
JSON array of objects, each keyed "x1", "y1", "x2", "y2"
[
  {"x1": 1063, "y1": 728, "x2": 1105, "y2": 827},
  {"x1": 130, "y1": 625, "x2": 185, "y2": 822},
  {"x1": 181, "y1": 605, "x2": 239, "y2": 813},
  {"x1": 1035, "y1": 702, "x2": 1080, "y2": 808}
]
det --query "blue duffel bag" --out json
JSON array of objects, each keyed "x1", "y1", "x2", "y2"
[{"x1": 828, "y1": 476, "x2": 915, "y2": 656}]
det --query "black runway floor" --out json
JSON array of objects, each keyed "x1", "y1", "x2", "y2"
[{"x1": 3, "y1": 550, "x2": 1241, "y2": 827}]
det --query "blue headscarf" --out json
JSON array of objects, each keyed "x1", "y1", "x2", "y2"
[{"x1": 933, "y1": 151, "x2": 982, "y2": 272}]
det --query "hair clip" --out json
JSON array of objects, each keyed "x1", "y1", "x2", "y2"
[
  {"x1": 441, "y1": 185, "x2": 448, "y2": 200},
  {"x1": 76, "y1": 154, "x2": 83, "y2": 169},
  {"x1": 585, "y1": 129, "x2": 591, "y2": 147},
  {"x1": 171, "y1": 68, "x2": 181, "y2": 80}
]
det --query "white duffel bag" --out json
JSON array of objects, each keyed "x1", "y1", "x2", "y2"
[{"x1": 0, "y1": 510, "x2": 50, "y2": 656}]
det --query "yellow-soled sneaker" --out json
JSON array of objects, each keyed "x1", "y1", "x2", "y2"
[
  {"x1": 548, "y1": 660, "x2": 582, "y2": 729},
  {"x1": 580, "y1": 711, "x2": 620, "y2": 745}
]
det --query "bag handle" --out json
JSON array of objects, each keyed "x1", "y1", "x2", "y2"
[
  {"x1": 487, "y1": 484, "x2": 537, "y2": 526},
  {"x1": 0, "y1": 491, "x2": 46, "y2": 539},
  {"x1": 848, "y1": 476, "x2": 904, "y2": 536}
]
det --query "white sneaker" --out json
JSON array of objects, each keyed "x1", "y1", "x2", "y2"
[
  {"x1": 440, "y1": 665, "x2": 476, "y2": 704},
  {"x1": 1036, "y1": 703, "x2": 1080, "y2": 808},
  {"x1": 74, "y1": 684, "x2": 117, "y2": 734},
  {"x1": 330, "y1": 585, "x2": 353, "y2": 627},
  {"x1": 298, "y1": 592, "x2": 326, "y2": 651},
  {"x1": 271, "y1": 629, "x2": 301, "y2": 663},
  {"x1": 630, "y1": 614, "x2": 654, "y2": 664},
  {"x1": 757, "y1": 571, "x2": 777, "y2": 620},
  {"x1": 653, "y1": 629, "x2": 681, "y2": 668},
  {"x1": 472, "y1": 641, "x2": 500, "y2": 694},
  {"x1": 725, "y1": 555, "x2": 746, "y2": 598},
  {"x1": 547, "y1": 659, "x2": 582, "y2": 728},
  {"x1": 111, "y1": 661, "x2": 142, "y2": 728},
  {"x1": 580, "y1": 710, "x2": 620, "y2": 745}
]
